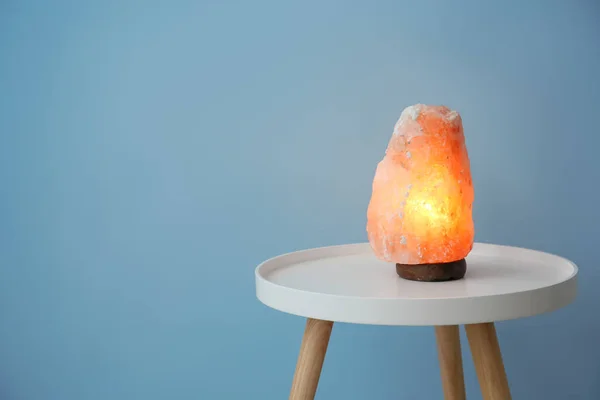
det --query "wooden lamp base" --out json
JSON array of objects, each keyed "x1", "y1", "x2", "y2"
[{"x1": 396, "y1": 259, "x2": 467, "y2": 282}]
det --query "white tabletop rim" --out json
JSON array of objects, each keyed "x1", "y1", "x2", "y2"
[{"x1": 255, "y1": 242, "x2": 578, "y2": 325}]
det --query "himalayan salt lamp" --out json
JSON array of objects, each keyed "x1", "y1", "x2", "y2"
[{"x1": 366, "y1": 104, "x2": 474, "y2": 281}]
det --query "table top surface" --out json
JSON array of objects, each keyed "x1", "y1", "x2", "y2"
[{"x1": 255, "y1": 243, "x2": 577, "y2": 326}]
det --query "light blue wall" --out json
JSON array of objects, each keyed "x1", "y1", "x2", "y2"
[{"x1": 1, "y1": 1, "x2": 599, "y2": 398}]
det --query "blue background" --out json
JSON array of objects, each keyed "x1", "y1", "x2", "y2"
[{"x1": 1, "y1": 1, "x2": 599, "y2": 399}]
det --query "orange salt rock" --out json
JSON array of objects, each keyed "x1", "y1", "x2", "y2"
[{"x1": 366, "y1": 104, "x2": 474, "y2": 264}]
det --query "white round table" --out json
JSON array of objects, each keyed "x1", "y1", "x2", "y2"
[{"x1": 255, "y1": 243, "x2": 577, "y2": 400}]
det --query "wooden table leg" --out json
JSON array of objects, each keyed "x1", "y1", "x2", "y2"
[
  {"x1": 465, "y1": 323, "x2": 512, "y2": 400},
  {"x1": 435, "y1": 325, "x2": 466, "y2": 400},
  {"x1": 289, "y1": 318, "x2": 334, "y2": 400}
]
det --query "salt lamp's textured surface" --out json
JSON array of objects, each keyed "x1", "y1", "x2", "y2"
[{"x1": 366, "y1": 104, "x2": 474, "y2": 264}]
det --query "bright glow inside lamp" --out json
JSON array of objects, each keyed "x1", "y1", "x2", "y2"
[{"x1": 366, "y1": 104, "x2": 474, "y2": 281}]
